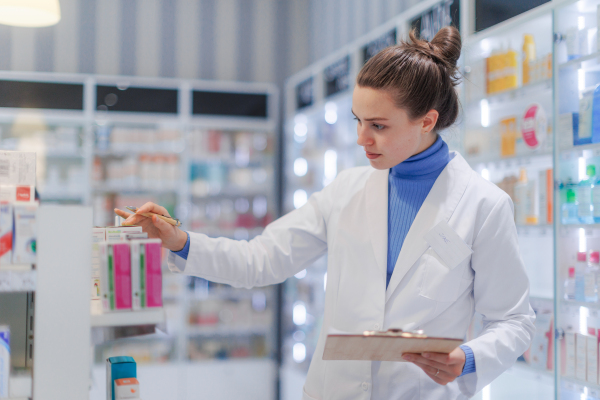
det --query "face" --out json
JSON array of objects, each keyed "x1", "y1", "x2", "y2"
[{"x1": 352, "y1": 85, "x2": 439, "y2": 170}]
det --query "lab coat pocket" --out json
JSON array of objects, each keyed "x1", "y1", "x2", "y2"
[{"x1": 418, "y1": 248, "x2": 469, "y2": 302}]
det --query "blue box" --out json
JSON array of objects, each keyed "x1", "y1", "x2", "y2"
[{"x1": 106, "y1": 356, "x2": 136, "y2": 400}]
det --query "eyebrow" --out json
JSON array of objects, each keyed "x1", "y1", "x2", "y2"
[{"x1": 351, "y1": 109, "x2": 388, "y2": 121}]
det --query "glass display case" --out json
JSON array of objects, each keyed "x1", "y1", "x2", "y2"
[
  {"x1": 461, "y1": 8, "x2": 556, "y2": 400},
  {"x1": 554, "y1": 1, "x2": 600, "y2": 398}
]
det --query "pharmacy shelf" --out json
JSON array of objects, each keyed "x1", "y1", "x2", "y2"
[
  {"x1": 91, "y1": 307, "x2": 166, "y2": 327},
  {"x1": 464, "y1": 151, "x2": 552, "y2": 168},
  {"x1": 560, "y1": 300, "x2": 600, "y2": 310},
  {"x1": 559, "y1": 223, "x2": 600, "y2": 230},
  {"x1": 189, "y1": 289, "x2": 272, "y2": 302},
  {"x1": 466, "y1": 79, "x2": 552, "y2": 107},
  {"x1": 92, "y1": 186, "x2": 180, "y2": 195},
  {"x1": 512, "y1": 361, "x2": 554, "y2": 379},
  {"x1": 559, "y1": 51, "x2": 600, "y2": 70},
  {"x1": 187, "y1": 325, "x2": 271, "y2": 336},
  {"x1": 559, "y1": 142, "x2": 600, "y2": 161},
  {"x1": 94, "y1": 148, "x2": 184, "y2": 157},
  {"x1": 7, "y1": 369, "x2": 32, "y2": 399},
  {"x1": 561, "y1": 376, "x2": 600, "y2": 392}
]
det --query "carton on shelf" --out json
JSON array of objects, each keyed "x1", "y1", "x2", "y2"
[
  {"x1": 100, "y1": 242, "x2": 132, "y2": 312},
  {"x1": 12, "y1": 204, "x2": 37, "y2": 265},
  {"x1": 130, "y1": 239, "x2": 163, "y2": 310}
]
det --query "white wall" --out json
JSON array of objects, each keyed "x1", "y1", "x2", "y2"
[{"x1": 0, "y1": 0, "x2": 311, "y2": 84}]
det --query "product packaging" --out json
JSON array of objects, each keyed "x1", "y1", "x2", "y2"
[
  {"x1": 538, "y1": 169, "x2": 553, "y2": 225},
  {"x1": 590, "y1": 84, "x2": 600, "y2": 143},
  {"x1": 91, "y1": 228, "x2": 106, "y2": 301},
  {"x1": 587, "y1": 332, "x2": 599, "y2": 384},
  {"x1": 521, "y1": 103, "x2": 547, "y2": 150},
  {"x1": 577, "y1": 89, "x2": 594, "y2": 145},
  {"x1": 0, "y1": 203, "x2": 13, "y2": 266},
  {"x1": 0, "y1": 152, "x2": 36, "y2": 187},
  {"x1": 12, "y1": 204, "x2": 37, "y2": 265},
  {"x1": 558, "y1": 113, "x2": 578, "y2": 148},
  {"x1": 114, "y1": 377, "x2": 140, "y2": 400},
  {"x1": 120, "y1": 233, "x2": 148, "y2": 241},
  {"x1": 0, "y1": 325, "x2": 9, "y2": 398},
  {"x1": 106, "y1": 356, "x2": 136, "y2": 400},
  {"x1": 566, "y1": 332, "x2": 576, "y2": 377},
  {"x1": 105, "y1": 226, "x2": 143, "y2": 242},
  {"x1": 130, "y1": 239, "x2": 163, "y2": 310},
  {"x1": 577, "y1": 333, "x2": 588, "y2": 380},
  {"x1": 500, "y1": 117, "x2": 518, "y2": 157},
  {"x1": 0, "y1": 185, "x2": 35, "y2": 203},
  {"x1": 100, "y1": 242, "x2": 132, "y2": 312}
]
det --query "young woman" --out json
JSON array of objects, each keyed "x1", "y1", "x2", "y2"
[{"x1": 116, "y1": 26, "x2": 534, "y2": 400}]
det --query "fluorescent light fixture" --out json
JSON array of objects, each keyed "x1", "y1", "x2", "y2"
[
  {"x1": 293, "y1": 302, "x2": 307, "y2": 325},
  {"x1": 579, "y1": 16, "x2": 585, "y2": 30},
  {"x1": 293, "y1": 342, "x2": 306, "y2": 363},
  {"x1": 325, "y1": 102, "x2": 338, "y2": 124},
  {"x1": 579, "y1": 157, "x2": 587, "y2": 181},
  {"x1": 580, "y1": 306, "x2": 589, "y2": 335},
  {"x1": 579, "y1": 228, "x2": 587, "y2": 253},
  {"x1": 0, "y1": 0, "x2": 61, "y2": 27},
  {"x1": 578, "y1": 69, "x2": 586, "y2": 92},
  {"x1": 293, "y1": 189, "x2": 307, "y2": 209},
  {"x1": 294, "y1": 157, "x2": 308, "y2": 177},
  {"x1": 480, "y1": 99, "x2": 489, "y2": 128}
]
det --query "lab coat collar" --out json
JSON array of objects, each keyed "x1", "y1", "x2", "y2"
[{"x1": 365, "y1": 152, "x2": 472, "y2": 303}]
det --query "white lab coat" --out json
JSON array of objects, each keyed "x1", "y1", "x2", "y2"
[{"x1": 168, "y1": 152, "x2": 535, "y2": 400}]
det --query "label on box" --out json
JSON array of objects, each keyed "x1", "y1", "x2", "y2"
[
  {"x1": 0, "y1": 152, "x2": 36, "y2": 186},
  {"x1": 12, "y1": 205, "x2": 37, "y2": 264},
  {"x1": 587, "y1": 335, "x2": 598, "y2": 384},
  {"x1": 106, "y1": 226, "x2": 142, "y2": 242},
  {"x1": 577, "y1": 333, "x2": 588, "y2": 381}
]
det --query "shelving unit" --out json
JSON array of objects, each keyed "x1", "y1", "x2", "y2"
[{"x1": 90, "y1": 308, "x2": 166, "y2": 327}]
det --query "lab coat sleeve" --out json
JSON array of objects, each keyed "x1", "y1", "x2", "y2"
[
  {"x1": 456, "y1": 195, "x2": 536, "y2": 397},
  {"x1": 167, "y1": 181, "x2": 336, "y2": 288}
]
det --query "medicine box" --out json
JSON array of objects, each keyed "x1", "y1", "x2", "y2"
[
  {"x1": 92, "y1": 228, "x2": 106, "y2": 300},
  {"x1": 587, "y1": 335, "x2": 598, "y2": 384},
  {"x1": 12, "y1": 204, "x2": 37, "y2": 264},
  {"x1": 566, "y1": 332, "x2": 576, "y2": 377},
  {"x1": 100, "y1": 242, "x2": 132, "y2": 312},
  {"x1": 0, "y1": 203, "x2": 13, "y2": 266},
  {"x1": 115, "y1": 377, "x2": 140, "y2": 399},
  {"x1": 106, "y1": 226, "x2": 143, "y2": 242},
  {"x1": 130, "y1": 239, "x2": 162, "y2": 310},
  {"x1": 577, "y1": 333, "x2": 588, "y2": 381},
  {"x1": 558, "y1": 113, "x2": 578, "y2": 148},
  {"x1": 106, "y1": 356, "x2": 136, "y2": 400},
  {"x1": 0, "y1": 185, "x2": 35, "y2": 203},
  {"x1": 0, "y1": 151, "x2": 36, "y2": 187}
]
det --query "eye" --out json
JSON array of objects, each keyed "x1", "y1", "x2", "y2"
[
  {"x1": 372, "y1": 123, "x2": 384, "y2": 130},
  {"x1": 353, "y1": 117, "x2": 359, "y2": 122}
]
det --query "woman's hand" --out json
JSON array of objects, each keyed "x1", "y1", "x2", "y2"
[
  {"x1": 402, "y1": 347, "x2": 466, "y2": 385},
  {"x1": 114, "y1": 202, "x2": 188, "y2": 252}
]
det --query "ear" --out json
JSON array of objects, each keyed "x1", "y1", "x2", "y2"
[{"x1": 421, "y1": 109, "x2": 439, "y2": 134}]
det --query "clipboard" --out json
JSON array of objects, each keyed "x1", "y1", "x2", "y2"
[{"x1": 323, "y1": 329, "x2": 463, "y2": 362}]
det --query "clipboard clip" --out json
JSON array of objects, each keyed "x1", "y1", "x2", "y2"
[{"x1": 362, "y1": 328, "x2": 427, "y2": 338}]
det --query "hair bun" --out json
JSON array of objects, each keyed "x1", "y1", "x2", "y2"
[{"x1": 430, "y1": 26, "x2": 462, "y2": 68}]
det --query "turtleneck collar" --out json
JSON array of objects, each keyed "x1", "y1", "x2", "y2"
[{"x1": 390, "y1": 135, "x2": 450, "y2": 180}]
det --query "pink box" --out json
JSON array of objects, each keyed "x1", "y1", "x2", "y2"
[
  {"x1": 113, "y1": 243, "x2": 132, "y2": 310},
  {"x1": 144, "y1": 240, "x2": 162, "y2": 308}
]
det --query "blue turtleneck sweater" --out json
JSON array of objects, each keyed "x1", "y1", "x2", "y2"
[{"x1": 386, "y1": 135, "x2": 450, "y2": 287}]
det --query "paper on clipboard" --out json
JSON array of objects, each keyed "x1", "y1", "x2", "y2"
[{"x1": 322, "y1": 329, "x2": 463, "y2": 362}]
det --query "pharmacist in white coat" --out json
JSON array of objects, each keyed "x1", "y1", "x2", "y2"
[{"x1": 117, "y1": 26, "x2": 535, "y2": 400}]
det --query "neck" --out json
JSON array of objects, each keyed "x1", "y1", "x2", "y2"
[
  {"x1": 390, "y1": 135, "x2": 450, "y2": 180},
  {"x1": 413, "y1": 133, "x2": 438, "y2": 157}
]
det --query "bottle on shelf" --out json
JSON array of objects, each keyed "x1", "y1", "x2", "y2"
[
  {"x1": 578, "y1": 164, "x2": 596, "y2": 224},
  {"x1": 514, "y1": 169, "x2": 528, "y2": 225},
  {"x1": 562, "y1": 179, "x2": 579, "y2": 224},
  {"x1": 593, "y1": 166, "x2": 600, "y2": 223},
  {"x1": 585, "y1": 251, "x2": 600, "y2": 302},
  {"x1": 565, "y1": 266, "x2": 576, "y2": 301},
  {"x1": 522, "y1": 34, "x2": 536, "y2": 86},
  {"x1": 576, "y1": 252, "x2": 587, "y2": 302}
]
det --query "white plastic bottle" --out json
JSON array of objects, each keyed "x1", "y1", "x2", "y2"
[
  {"x1": 576, "y1": 252, "x2": 587, "y2": 302},
  {"x1": 585, "y1": 251, "x2": 600, "y2": 302},
  {"x1": 565, "y1": 266, "x2": 576, "y2": 300}
]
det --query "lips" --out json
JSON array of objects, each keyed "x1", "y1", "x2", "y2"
[{"x1": 365, "y1": 151, "x2": 381, "y2": 160}]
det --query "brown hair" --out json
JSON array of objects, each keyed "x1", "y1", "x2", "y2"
[{"x1": 356, "y1": 26, "x2": 462, "y2": 132}]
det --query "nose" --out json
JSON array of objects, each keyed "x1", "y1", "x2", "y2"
[{"x1": 356, "y1": 124, "x2": 373, "y2": 147}]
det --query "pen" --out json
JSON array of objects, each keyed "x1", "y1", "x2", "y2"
[{"x1": 121, "y1": 206, "x2": 182, "y2": 227}]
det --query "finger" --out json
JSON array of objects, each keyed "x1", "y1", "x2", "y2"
[
  {"x1": 403, "y1": 354, "x2": 447, "y2": 369},
  {"x1": 137, "y1": 202, "x2": 170, "y2": 217},
  {"x1": 122, "y1": 214, "x2": 149, "y2": 226},
  {"x1": 412, "y1": 361, "x2": 453, "y2": 382},
  {"x1": 424, "y1": 370, "x2": 448, "y2": 386},
  {"x1": 114, "y1": 208, "x2": 132, "y2": 219},
  {"x1": 422, "y1": 352, "x2": 452, "y2": 365}
]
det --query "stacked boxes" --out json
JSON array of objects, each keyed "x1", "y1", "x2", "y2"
[
  {"x1": 106, "y1": 356, "x2": 137, "y2": 400},
  {"x1": 565, "y1": 331, "x2": 600, "y2": 383},
  {"x1": 95, "y1": 227, "x2": 163, "y2": 313}
]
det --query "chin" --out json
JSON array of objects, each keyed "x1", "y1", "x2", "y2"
[{"x1": 368, "y1": 158, "x2": 391, "y2": 170}]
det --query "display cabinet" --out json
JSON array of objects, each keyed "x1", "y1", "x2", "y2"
[{"x1": 553, "y1": 1, "x2": 600, "y2": 398}]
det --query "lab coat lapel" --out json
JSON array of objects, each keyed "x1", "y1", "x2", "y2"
[
  {"x1": 385, "y1": 153, "x2": 472, "y2": 303},
  {"x1": 365, "y1": 168, "x2": 389, "y2": 281}
]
